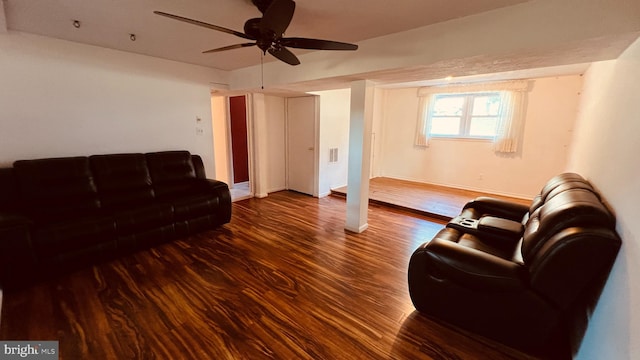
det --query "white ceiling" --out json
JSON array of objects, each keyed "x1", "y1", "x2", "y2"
[
  {"x1": 4, "y1": 0, "x2": 640, "y2": 94},
  {"x1": 4, "y1": 0, "x2": 531, "y2": 71}
]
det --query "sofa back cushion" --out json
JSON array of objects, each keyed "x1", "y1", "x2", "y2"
[
  {"x1": 90, "y1": 153, "x2": 155, "y2": 209},
  {"x1": 146, "y1": 151, "x2": 197, "y2": 198},
  {"x1": 13, "y1": 157, "x2": 101, "y2": 221},
  {"x1": 528, "y1": 173, "x2": 593, "y2": 214},
  {"x1": 191, "y1": 155, "x2": 207, "y2": 179}
]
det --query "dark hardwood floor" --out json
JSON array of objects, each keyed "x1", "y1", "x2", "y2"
[{"x1": 1, "y1": 191, "x2": 554, "y2": 359}]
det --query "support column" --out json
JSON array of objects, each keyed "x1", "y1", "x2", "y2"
[
  {"x1": 0, "y1": 0, "x2": 7, "y2": 33},
  {"x1": 345, "y1": 80, "x2": 375, "y2": 233}
]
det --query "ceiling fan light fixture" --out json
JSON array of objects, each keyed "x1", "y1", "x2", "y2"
[{"x1": 154, "y1": 0, "x2": 358, "y2": 66}]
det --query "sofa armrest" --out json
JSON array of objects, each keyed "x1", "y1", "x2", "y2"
[
  {"x1": 0, "y1": 214, "x2": 32, "y2": 228},
  {"x1": 199, "y1": 179, "x2": 232, "y2": 223},
  {"x1": 419, "y1": 238, "x2": 526, "y2": 291},
  {"x1": 463, "y1": 196, "x2": 530, "y2": 221},
  {"x1": 0, "y1": 214, "x2": 37, "y2": 286},
  {"x1": 201, "y1": 179, "x2": 229, "y2": 191}
]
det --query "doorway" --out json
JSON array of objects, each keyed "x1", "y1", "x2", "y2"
[{"x1": 229, "y1": 95, "x2": 251, "y2": 200}]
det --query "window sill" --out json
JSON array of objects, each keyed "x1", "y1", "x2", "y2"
[{"x1": 430, "y1": 136, "x2": 494, "y2": 142}]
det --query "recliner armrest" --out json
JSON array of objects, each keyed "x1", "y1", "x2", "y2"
[
  {"x1": 420, "y1": 238, "x2": 526, "y2": 291},
  {"x1": 447, "y1": 216, "x2": 523, "y2": 245},
  {"x1": 463, "y1": 196, "x2": 530, "y2": 221},
  {"x1": 477, "y1": 216, "x2": 524, "y2": 240}
]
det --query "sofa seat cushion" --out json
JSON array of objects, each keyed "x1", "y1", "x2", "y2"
[
  {"x1": 170, "y1": 194, "x2": 221, "y2": 221},
  {"x1": 33, "y1": 215, "x2": 117, "y2": 262},
  {"x1": 112, "y1": 202, "x2": 174, "y2": 233}
]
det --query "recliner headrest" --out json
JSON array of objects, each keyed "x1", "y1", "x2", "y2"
[
  {"x1": 522, "y1": 188, "x2": 614, "y2": 263},
  {"x1": 539, "y1": 173, "x2": 590, "y2": 202}
]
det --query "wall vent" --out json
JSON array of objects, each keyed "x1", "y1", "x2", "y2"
[{"x1": 329, "y1": 148, "x2": 338, "y2": 163}]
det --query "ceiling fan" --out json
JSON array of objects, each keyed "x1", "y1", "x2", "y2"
[{"x1": 154, "y1": 0, "x2": 358, "y2": 66}]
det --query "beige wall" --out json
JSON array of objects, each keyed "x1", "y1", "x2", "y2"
[
  {"x1": 211, "y1": 95, "x2": 230, "y2": 184},
  {"x1": 377, "y1": 75, "x2": 583, "y2": 198},
  {"x1": 568, "y1": 37, "x2": 640, "y2": 359}
]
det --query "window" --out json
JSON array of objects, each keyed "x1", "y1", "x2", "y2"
[
  {"x1": 429, "y1": 92, "x2": 502, "y2": 138},
  {"x1": 414, "y1": 80, "x2": 528, "y2": 152}
]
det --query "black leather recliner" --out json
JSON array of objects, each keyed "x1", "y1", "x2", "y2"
[
  {"x1": 408, "y1": 174, "x2": 621, "y2": 353},
  {"x1": 454, "y1": 172, "x2": 592, "y2": 224}
]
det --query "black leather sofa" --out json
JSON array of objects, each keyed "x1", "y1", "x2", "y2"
[
  {"x1": 408, "y1": 173, "x2": 621, "y2": 354},
  {"x1": 0, "y1": 150, "x2": 231, "y2": 288}
]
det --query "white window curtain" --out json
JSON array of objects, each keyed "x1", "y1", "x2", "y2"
[
  {"x1": 414, "y1": 93, "x2": 434, "y2": 147},
  {"x1": 493, "y1": 87, "x2": 527, "y2": 153},
  {"x1": 414, "y1": 80, "x2": 529, "y2": 152}
]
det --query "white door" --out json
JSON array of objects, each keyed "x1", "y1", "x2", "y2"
[{"x1": 287, "y1": 96, "x2": 317, "y2": 196}]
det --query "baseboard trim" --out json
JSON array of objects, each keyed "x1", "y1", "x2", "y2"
[
  {"x1": 267, "y1": 187, "x2": 287, "y2": 194},
  {"x1": 345, "y1": 223, "x2": 369, "y2": 233}
]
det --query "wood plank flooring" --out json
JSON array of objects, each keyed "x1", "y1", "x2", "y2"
[
  {"x1": 331, "y1": 177, "x2": 531, "y2": 220},
  {"x1": 0, "y1": 191, "x2": 561, "y2": 359}
]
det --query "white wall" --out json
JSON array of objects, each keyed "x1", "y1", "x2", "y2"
[
  {"x1": 568, "y1": 37, "x2": 640, "y2": 359},
  {"x1": 378, "y1": 75, "x2": 583, "y2": 198},
  {"x1": 313, "y1": 88, "x2": 351, "y2": 197},
  {"x1": 264, "y1": 95, "x2": 286, "y2": 193},
  {"x1": 0, "y1": 32, "x2": 228, "y2": 176}
]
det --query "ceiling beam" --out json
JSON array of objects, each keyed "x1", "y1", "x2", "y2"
[
  {"x1": 0, "y1": 0, "x2": 7, "y2": 33},
  {"x1": 230, "y1": 0, "x2": 640, "y2": 92}
]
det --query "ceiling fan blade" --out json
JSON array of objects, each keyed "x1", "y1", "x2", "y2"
[
  {"x1": 268, "y1": 46, "x2": 300, "y2": 66},
  {"x1": 154, "y1": 11, "x2": 253, "y2": 40},
  {"x1": 203, "y1": 43, "x2": 256, "y2": 53},
  {"x1": 281, "y1": 37, "x2": 358, "y2": 50},
  {"x1": 251, "y1": 0, "x2": 272, "y2": 14},
  {"x1": 260, "y1": 0, "x2": 295, "y2": 38}
]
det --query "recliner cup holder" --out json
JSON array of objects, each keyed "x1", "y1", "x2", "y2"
[{"x1": 449, "y1": 216, "x2": 479, "y2": 230}]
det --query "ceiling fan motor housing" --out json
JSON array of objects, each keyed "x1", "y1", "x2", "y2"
[
  {"x1": 243, "y1": 18, "x2": 261, "y2": 39},
  {"x1": 244, "y1": 18, "x2": 277, "y2": 52}
]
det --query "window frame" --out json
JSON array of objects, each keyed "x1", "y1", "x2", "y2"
[{"x1": 428, "y1": 91, "x2": 502, "y2": 140}]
